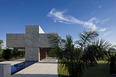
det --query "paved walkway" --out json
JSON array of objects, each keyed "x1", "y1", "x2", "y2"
[
  {"x1": 11, "y1": 58, "x2": 58, "y2": 77},
  {"x1": 0, "y1": 58, "x2": 25, "y2": 65}
]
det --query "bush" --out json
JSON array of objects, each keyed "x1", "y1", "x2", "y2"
[
  {"x1": 110, "y1": 54, "x2": 116, "y2": 74},
  {"x1": 0, "y1": 49, "x2": 3, "y2": 58},
  {"x1": 47, "y1": 49, "x2": 57, "y2": 57},
  {"x1": 13, "y1": 48, "x2": 20, "y2": 58},
  {"x1": 12, "y1": 48, "x2": 25, "y2": 58},
  {"x1": 3, "y1": 49, "x2": 13, "y2": 60}
]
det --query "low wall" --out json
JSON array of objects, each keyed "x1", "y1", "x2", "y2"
[{"x1": 0, "y1": 64, "x2": 11, "y2": 77}]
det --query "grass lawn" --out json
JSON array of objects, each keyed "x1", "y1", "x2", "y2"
[
  {"x1": 82, "y1": 61, "x2": 110, "y2": 77},
  {"x1": 58, "y1": 61, "x2": 110, "y2": 77},
  {"x1": 58, "y1": 63, "x2": 69, "y2": 77}
]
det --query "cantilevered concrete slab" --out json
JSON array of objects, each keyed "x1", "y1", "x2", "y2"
[{"x1": 7, "y1": 25, "x2": 52, "y2": 62}]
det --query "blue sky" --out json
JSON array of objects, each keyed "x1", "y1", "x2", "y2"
[{"x1": 0, "y1": 0, "x2": 116, "y2": 47}]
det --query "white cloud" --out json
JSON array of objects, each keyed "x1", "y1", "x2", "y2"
[
  {"x1": 98, "y1": 5, "x2": 102, "y2": 8},
  {"x1": 48, "y1": 8, "x2": 106, "y2": 31},
  {"x1": 102, "y1": 18, "x2": 110, "y2": 23},
  {"x1": 99, "y1": 28, "x2": 107, "y2": 32},
  {"x1": 103, "y1": 31, "x2": 112, "y2": 36}
]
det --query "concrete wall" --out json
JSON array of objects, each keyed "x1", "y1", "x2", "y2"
[
  {"x1": 0, "y1": 64, "x2": 11, "y2": 77},
  {"x1": 6, "y1": 25, "x2": 53, "y2": 62},
  {"x1": 25, "y1": 48, "x2": 40, "y2": 61},
  {"x1": 6, "y1": 34, "x2": 25, "y2": 47},
  {"x1": 25, "y1": 26, "x2": 40, "y2": 61},
  {"x1": 39, "y1": 34, "x2": 52, "y2": 47},
  {"x1": 7, "y1": 26, "x2": 52, "y2": 48}
]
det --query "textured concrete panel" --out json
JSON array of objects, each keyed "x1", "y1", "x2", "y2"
[
  {"x1": 25, "y1": 47, "x2": 39, "y2": 62},
  {"x1": 39, "y1": 34, "x2": 52, "y2": 47},
  {"x1": 0, "y1": 64, "x2": 11, "y2": 77},
  {"x1": 25, "y1": 25, "x2": 40, "y2": 36},
  {"x1": 7, "y1": 34, "x2": 25, "y2": 47}
]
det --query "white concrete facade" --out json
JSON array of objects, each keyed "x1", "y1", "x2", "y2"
[{"x1": 7, "y1": 25, "x2": 52, "y2": 62}]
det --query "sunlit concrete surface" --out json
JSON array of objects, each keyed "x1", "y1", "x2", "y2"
[
  {"x1": 0, "y1": 58, "x2": 25, "y2": 65},
  {"x1": 11, "y1": 58, "x2": 58, "y2": 77}
]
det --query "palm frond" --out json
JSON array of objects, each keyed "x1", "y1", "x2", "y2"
[{"x1": 75, "y1": 30, "x2": 98, "y2": 50}]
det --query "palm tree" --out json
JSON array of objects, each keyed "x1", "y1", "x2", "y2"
[
  {"x1": 48, "y1": 34, "x2": 85, "y2": 77},
  {"x1": 75, "y1": 30, "x2": 98, "y2": 65},
  {"x1": 85, "y1": 45, "x2": 98, "y2": 66},
  {"x1": 75, "y1": 30, "x2": 98, "y2": 51},
  {"x1": 93, "y1": 39, "x2": 111, "y2": 60}
]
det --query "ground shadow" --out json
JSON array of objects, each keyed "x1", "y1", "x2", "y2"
[
  {"x1": 11, "y1": 74, "x2": 58, "y2": 77},
  {"x1": 39, "y1": 61, "x2": 58, "y2": 64},
  {"x1": 82, "y1": 63, "x2": 110, "y2": 77}
]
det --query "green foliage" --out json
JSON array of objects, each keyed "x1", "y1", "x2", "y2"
[
  {"x1": 84, "y1": 45, "x2": 98, "y2": 66},
  {"x1": 20, "y1": 51, "x2": 25, "y2": 57},
  {"x1": 12, "y1": 48, "x2": 23, "y2": 58},
  {"x1": 75, "y1": 30, "x2": 98, "y2": 50},
  {"x1": 0, "y1": 40, "x2": 3, "y2": 49},
  {"x1": 13, "y1": 48, "x2": 19, "y2": 57},
  {"x1": 47, "y1": 49, "x2": 57, "y2": 57},
  {"x1": 2, "y1": 49, "x2": 13, "y2": 60},
  {"x1": 82, "y1": 61, "x2": 110, "y2": 77},
  {"x1": 93, "y1": 39, "x2": 111, "y2": 60},
  {"x1": 48, "y1": 31, "x2": 112, "y2": 76},
  {"x1": 47, "y1": 33, "x2": 61, "y2": 47},
  {"x1": 59, "y1": 61, "x2": 110, "y2": 77},
  {"x1": 60, "y1": 35, "x2": 85, "y2": 77},
  {"x1": 83, "y1": 39, "x2": 111, "y2": 66},
  {"x1": 12, "y1": 48, "x2": 25, "y2": 58},
  {"x1": 0, "y1": 49, "x2": 3, "y2": 58},
  {"x1": 48, "y1": 34, "x2": 85, "y2": 77},
  {"x1": 0, "y1": 48, "x2": 25, "y2": 61},
  {"x1": 110, "y1": 54, "x2": 116, "y2": 74}
]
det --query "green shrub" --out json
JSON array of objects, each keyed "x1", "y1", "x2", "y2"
[
  {"x1": 47, "y1": 49, "x2": 57, "y2": 57},
  {"x1": 110, "y1": 54, "x2": 116, "y2": 74},
  {"x1": 13, "y1": 48, "x2": 20, "y2": 58},
  {"x1": 0, "y1": 49, "x2": 3, "y2": 58},
  {"x1": 3, "y1": 49, "x2": 13, "y2": 60}
]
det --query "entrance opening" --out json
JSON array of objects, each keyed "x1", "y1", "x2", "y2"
[
  {"x1": 40, "y1": 48, "x2": 47, "y2": 60},
  {"x1": 40, "y1": 48, "x2": 53, "y2": 60}
]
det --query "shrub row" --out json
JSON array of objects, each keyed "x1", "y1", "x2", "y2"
[{"x1": 1, "y1": 48, "x2": 25, "y2": 60}]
